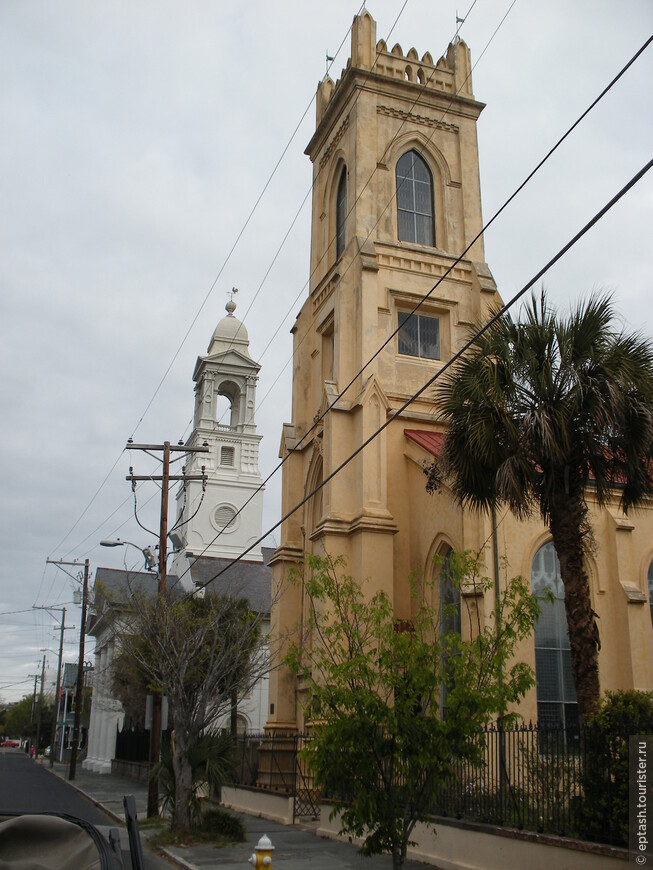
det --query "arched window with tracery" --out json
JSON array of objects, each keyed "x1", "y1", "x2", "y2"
[
  {"x1": 439, "y1": 547, "x2": 460, "y2": 718},
  {"x1": 335, "y1": 166, "x2": 347, "y2": 260},
  {"x1": 396, "y1": 149, "x2": 435, "y2": 246},
  {"x1": 531, "y1": 541, "x2": 578, "y2": 730}
]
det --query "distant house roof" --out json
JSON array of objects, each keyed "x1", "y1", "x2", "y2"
[
  {"x1": 404, "y1": 429, "x2": 444, "y2": 457},
  {"x1": 87, "y1": 567, "x2": 179, "y2": 637},
  {"x1": 187, "y1": 547, "x2": 273, "y2": 614},
  {"x1": 93, "y1": 566, "x2": 165, "y2": 598},
  {"x1": 88, "y1": 548, "x2": 273, "y2": 637}
]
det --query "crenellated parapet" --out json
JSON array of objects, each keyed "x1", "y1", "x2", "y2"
[{"x1": 316, "y1": 10, "x2": 474, "y2": 126}]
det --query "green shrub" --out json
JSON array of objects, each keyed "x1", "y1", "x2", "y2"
[
  {"x1": 155, "y1": 730, "x2": 235, "y2": 828},
  {"x1": 576, "y1": 690, "x2": 653, "y2": 846},
  {"x1": 198, "y1": 807, "x2": 246, "y2": 841}
]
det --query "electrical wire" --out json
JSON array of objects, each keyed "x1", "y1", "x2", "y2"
[
  {"x1": 0, "y1": 608, "x2": 45, "y2": 617},
  {"x1": 46, "y1": 7, "x2": 368, "y2": 561},
  {"x1": 0, "y1": 678, "x2": 34, "y2": 691},
  {"x1": 127, "y1": 4, "x2": 368, "y2": 443},
  {"x1": 156, "y1": 0, "x2": 497, "y2": 579},
  {"x1": 186, "y1": 159, "x2": 652, "y2": 597},
  {"x1": 230, "y1": 0, "x2": 483, "y2": 417},
  {"x1": 53, "y1": 17, "x2": 650, "y2": 606},
  {"x1": 56, "y1": 0, "x2": 444, "y2": 568},
  {"x1": 54, "y1": 1, "x2": 490, "y2": 581},
  {"x1": 167, "y1": 37, "x2": 651, "y2": 589}
]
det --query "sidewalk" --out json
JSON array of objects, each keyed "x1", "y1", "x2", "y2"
[{"x1": 46, "y1": 760, "x2": 430, "y2": 868}]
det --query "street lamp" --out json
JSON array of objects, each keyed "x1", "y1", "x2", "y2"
[{"x1": 100, "y1": 539, "x2": 158, "y2": 571}]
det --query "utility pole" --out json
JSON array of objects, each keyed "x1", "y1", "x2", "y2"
[
  {"x1": 51, "y1": 609, "x2": 66, "y2": 768},
  {"x1": 46, "y1": 557, "x2": 90, "y2": 781},
  {"x1": 32, "y1": 606, "x2": 71, "y2": 768},
  {"x1": 35, "y1": 654, "x2": 46, "y2": 755},
  {"x1": 69, "y1": 559, "x2": 89, "y2": 781},
  {"x1": 52, "y1": 609, "x2": 65, "y2": 768},
  {"x1": 126, "y1": 439, "x2": 208, "y2": 817},
  {"x1": 30, "y1": 674, "x2": 38, "y2": 724}
]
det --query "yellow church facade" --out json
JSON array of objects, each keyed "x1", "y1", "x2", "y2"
[{"x1": 266, "y1": 10, "x2": 653, "y2": 735}]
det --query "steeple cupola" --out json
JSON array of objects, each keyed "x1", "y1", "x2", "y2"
[
  {"x1": 171, "y1": 294, "x2": 265, "y2": 563},
  {"x1": 207, "y1": 298, "x2": 252, "y2": 358}
]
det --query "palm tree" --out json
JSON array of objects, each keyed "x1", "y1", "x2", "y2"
[{"x1": 427, "y1": 292, "x2": 653, "y2": 723}]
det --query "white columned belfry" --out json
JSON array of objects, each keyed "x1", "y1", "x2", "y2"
[{"x1": 171, "y1": 296, "x2": 265, "y2": 566}]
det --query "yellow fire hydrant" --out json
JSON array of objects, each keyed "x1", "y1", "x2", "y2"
[{"x1": 247, "y1": 834, "x2": 274, "y2": 867}]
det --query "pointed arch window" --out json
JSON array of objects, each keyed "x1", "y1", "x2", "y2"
[
  {"x1": 531, "y1": 542, "x2": 578, "y2": 730},
  {"x1": 396, "y1": 150, "x2": 435, "y2": 246},
  {"x1": 336, "y1": 166, "x2": 347, "y2": 260},
  {"x1": 439, "y1": 548, "x2": 460, "y2": 719}
]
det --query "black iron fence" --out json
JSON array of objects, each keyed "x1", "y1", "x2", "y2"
[
  {"x1": 433, "y1": 723, "x2": 583, "y2": 835},
  {"x1": 232, "y1": 731, "x2": 320, "y2": 821},
  {"x1": 231, "y1": 722, "x2": 635, "y2": 845},
  {"x1": 115, "y1": 724, "x2": 150, "y2": 763}
]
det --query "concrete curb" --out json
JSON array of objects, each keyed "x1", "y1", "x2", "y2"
[
  {"x1": 40, "y1": 763, "x2": 125, "y2": 825},
  {"x1": 40, "y1": 763, "x2": 193, "y2": 870},
  {"x1": 158, "y1": 850, "x2": 197, "y2": 870}
]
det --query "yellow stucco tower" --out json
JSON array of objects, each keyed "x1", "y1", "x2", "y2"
[
  {"x1": 266, "y1": 10, "x2": 653, "y2": 735},
  {"x1": 267, "y1": 11, "x2": 501, "y2": 733}
]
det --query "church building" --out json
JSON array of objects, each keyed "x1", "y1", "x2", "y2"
[
  {"x1": 169, "y1": 296, "x2": 271, "y2": 734},
  {"x1": 265, "y1": 10, "x2": 653, "y2": 735},
  {"x1": 85, "y1": 298, "x2": 272, "y2": 774}
]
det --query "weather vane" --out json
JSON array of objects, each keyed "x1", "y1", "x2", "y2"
[
  {"x1": 454, "y1": 10, "x2": 465, "y2": 43},
  {"x1": 228, "y1": 287, "x2": 238, "y2": 301}
]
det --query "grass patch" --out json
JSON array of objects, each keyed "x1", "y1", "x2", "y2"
[
  {"x1": 136, "y1": 816, "x2": 167, "y2": 831},
  {"x1": 149, "y1": 806, "x2": 246, "y2": 850}
]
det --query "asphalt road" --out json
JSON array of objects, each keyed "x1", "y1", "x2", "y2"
[{"x1": 0, "y1": 748, "x2": 172, "y2": 869}]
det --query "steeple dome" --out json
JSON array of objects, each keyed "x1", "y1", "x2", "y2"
[
  {"x1": 207, "y1": 297, "x2": 251, "y2": 358},
  {"x1": 172, "y1": 289, "x2": 264, "y2": 564}
]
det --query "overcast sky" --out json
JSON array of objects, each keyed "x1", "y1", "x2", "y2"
[{"x1": 1, "y1": 0, "x2": 651, "y2": 705}]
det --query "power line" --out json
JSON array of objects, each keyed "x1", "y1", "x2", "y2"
[
  {"x1": 58, "y1": 17, "x2": 650, "y2": 584},
  {"x1": 126, "y1": 4, "x2": 367, "y2": 442},
  {"x1": 150, "y1": 2, "x2": 506, "y2": 585},
  {"x1": 48, "y1": 8, "x2": 367, "y2": 559},
  {"x1": 0, "y1": 678, "x2": 34, "y2": 691},
  {"x1": 55, "y1": 2, "x2": 490, "y2": 575},
  {"x1": 56, "y1": 1, "x2": 443, "y2": 564},
  {"x1": 187, "y1": 159, "x2": 652, "y2": 596},
  {"x1": 241, "y1": 0, "x2": 486, "y2": 417},
  {"x1": 168, "y1": 37, "x2": 650, "y2": 589},
  {"x1": 0, "y1": 608, "x2": 44, "y2": 617}
]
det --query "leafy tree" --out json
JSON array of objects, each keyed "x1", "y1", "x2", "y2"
[
  {"x1": 287, "y1": 552, "x2": 541, "y2": 870},
  {"x1": 0, "y1": 699, "x2": 8, "y2": 737},
  {"x1": 427, "y1": 292, "x2": 653, "y2": 723},
  {"x1": 113, "y1": 590, "x2": 266, "y2": 830},
  {"x1": 4, "y1": 695, "x2": 35, "y2": 738},
  {"x1": 576, "y1": 690, "x2": 653, "y2": 845},
  {"x1": 4, "y1": 693, "x2": 54, "y2": 748}
]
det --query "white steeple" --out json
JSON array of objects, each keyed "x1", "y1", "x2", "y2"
[{"x1": 170, "y1": 295, "x2": 265, "y2": 565}]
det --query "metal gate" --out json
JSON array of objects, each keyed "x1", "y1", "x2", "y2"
[
  {"x1": 293, "y1": 751, "x2": 320, "y2": 821},
  {"x1": 292, "y1": 733, "x2": 320, "y2": 822}
]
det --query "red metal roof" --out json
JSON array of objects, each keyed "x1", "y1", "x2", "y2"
[{"x1": 404, "y1": 429, "x2": 444, "y2": 457}]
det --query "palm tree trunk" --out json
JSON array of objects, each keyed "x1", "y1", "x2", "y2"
[
  {"x1": 549, "y1": 498, "x2": 600, "y2": 725},
  {"x1": 171, "y1": 727, "x2": 193, "y2": 829}
]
